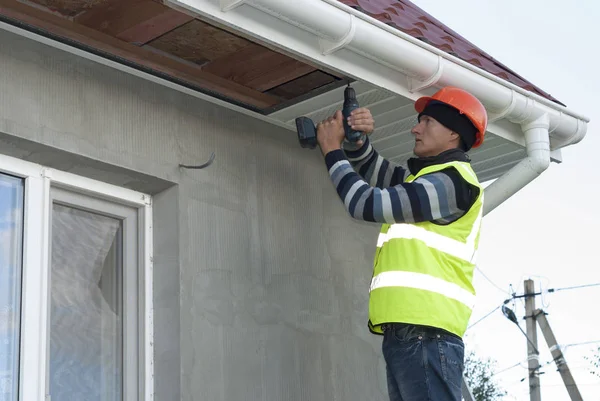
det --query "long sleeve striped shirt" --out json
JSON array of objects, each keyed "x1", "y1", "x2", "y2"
[{"x1": 325, "y1": 138, "x2": 476, "y2": 225}]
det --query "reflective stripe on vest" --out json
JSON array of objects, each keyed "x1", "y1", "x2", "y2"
[
  {"x1": 376, "y1": 202, "x2": 483, "y2": 264},
  {"x1": 369, "y1": 271, "x2": 476, "y2": 309}
]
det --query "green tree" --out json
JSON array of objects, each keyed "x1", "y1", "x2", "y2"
[{"x1": 464, "y1": 350, "x2": 507, "y2": 401}]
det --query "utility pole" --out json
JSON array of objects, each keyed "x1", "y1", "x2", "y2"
[
  {"x1": 524, "y1": 279, "x2": 541, "y2": 401},
  {"x1": 535, "y1": 309, "x2": 583, "y2": 401}
]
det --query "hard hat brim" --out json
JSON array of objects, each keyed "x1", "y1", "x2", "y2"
[
  {"x1": 414, "y1": 96, "x2": 433, "y2": 113},
  {"x1": 414, "y1": 87, "x2": 488, "y2": 149}
]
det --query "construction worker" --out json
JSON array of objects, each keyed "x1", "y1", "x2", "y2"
[{"x1": 316, "y1": 86, "x2": 486, "y2": 401}]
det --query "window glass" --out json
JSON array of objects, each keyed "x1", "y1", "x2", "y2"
[
  {"x1": 49, "y1": 204, "x2": 123, "y2": 401},
  {"x1": 0, "y1": 174, "x2": 24, "y2": 401}
]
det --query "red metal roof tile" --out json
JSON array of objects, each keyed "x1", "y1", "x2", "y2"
[{"x1": 337, "y1": 0, "x2": 564, "y2": 106}]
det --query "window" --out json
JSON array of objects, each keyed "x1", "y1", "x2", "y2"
[
  {"x1": 49, "y1": 190, "x2": 140, "y2": 401},
  {"x1": 0, "y1": 174, "x2": 24, "y2": 401},
  {"x1": 0, "y1": 155, "x2": 153, "y2": 401}
]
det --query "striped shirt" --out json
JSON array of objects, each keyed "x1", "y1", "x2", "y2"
[{"x1": 325, "y1": 138, "x2": 476, "y2": 224}]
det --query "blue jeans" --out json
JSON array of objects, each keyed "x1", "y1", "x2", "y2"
[{"x1": 381, "y1": 324, "x2": 464, "y2": 401}]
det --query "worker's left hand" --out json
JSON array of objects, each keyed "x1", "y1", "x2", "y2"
[
  {"x1": 348, "y1": 108, "x2": 375, "y2": 135},
  {"x1": 317, "y1": 110, "x2": 345, "y2": 156}
]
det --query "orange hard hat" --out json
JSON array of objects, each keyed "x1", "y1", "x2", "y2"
[{"x1": 414, "y1": 86, "x2": 487, "y2": 148}]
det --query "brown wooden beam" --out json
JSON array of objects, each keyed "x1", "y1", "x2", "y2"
[
  {"x1": 0, "y1": 0, "x2": 280, "y2": 108},
  {"x1": 203, "y1": 43, "x2": 316, "y2": 92},
  {"x1": 20, "y1": 0, "x2": 106, "y2": 18},
  {"x1": 147, "y1": 19, "x2": 251, "y2": 63},
  {"x1": 74, "y1": 0, "x2": 166, "y2": 37},
  {"x1": 116, "y1": 9, "x2": 193, "y2": 45},
  {"x1": 267, "y1": 71, "x2": 337, "y2": 100},
  {"x1": 75, "y1": 0, "x2": 193, "y2": 45}
]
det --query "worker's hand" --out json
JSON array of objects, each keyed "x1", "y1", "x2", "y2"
[
  {"x1": 348, "y1": 108, "x2": 375, "y2": 135},
  {"x1": 317, "y1": 110, "x2": 345, "y2": 156}
]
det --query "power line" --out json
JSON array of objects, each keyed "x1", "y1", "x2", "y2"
[
  {"x1": 511, "y1": 282, "x2": 600, "y2": 300},
  {"x1": 502, "y1": 353, "x2": 600, "y2": 391},
  {"x1": 535, "y1": 276, "x2": 552, "y2": 309},
  {"x1": 466, "y1": 267, "x2": 515, "y2": 329},
  {"x1": 563, "y1": 340, "x2": 600, "y2": 348},
  {"x1": 508, "y1": 359, "x2": 555, "y2": 385},
  {"x1": 468, "y1": 304, "x2": 502, "y2": 329},
  {"x1": 539, "y1": 383, "x2": 600, "y2": 388},
  {"x1": 492, "y1": 361, "x2": 525, "y2": 376},
  {"x1": 549, "y1": 283, "x2": 600, "y2": 293},
  {"x1": 475, "y1": 267, "x2": 511, "y2": 295}
]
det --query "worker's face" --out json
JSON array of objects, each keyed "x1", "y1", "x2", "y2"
[{"x1": 411, "y1": 115, "x2": 460, "y2": 157}]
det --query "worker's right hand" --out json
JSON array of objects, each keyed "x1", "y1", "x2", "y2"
[
  {"x1": 317, "y1": 111, "x2": 346, "y2": 156},
  {"x1": 348, "y1": 108, "x2": 375, "y2": 135}
]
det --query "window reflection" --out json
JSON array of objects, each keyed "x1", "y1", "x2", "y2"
[
  {"x1": 49, "y1": 204, "x2": 123, "y2": 401},
  {"x1": 0, "y1": 174, "x2": 24, "y2": 401}
]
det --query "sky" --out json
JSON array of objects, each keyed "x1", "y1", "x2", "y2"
[{"x1": 408, "y1": 0, "x2": 600, "y2": 399}]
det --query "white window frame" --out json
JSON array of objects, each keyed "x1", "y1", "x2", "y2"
[{"x1": 0, "y1": 153, "x2": 154, "y2": 401}]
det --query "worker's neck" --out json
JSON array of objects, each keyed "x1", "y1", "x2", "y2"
[{"x1": 408, "y1": 147, "x2": 469, "y2": 175}]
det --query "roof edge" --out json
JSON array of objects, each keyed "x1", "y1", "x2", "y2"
[
  {"x1": 323, "y1": 0, "x2": 586, "y2": 121},
  {"x1": 344, "y1": 0, "x2": 563, "y2": 106},
  {"x1": 169, "y1": 0, "x2": 589, "y2": 148}
]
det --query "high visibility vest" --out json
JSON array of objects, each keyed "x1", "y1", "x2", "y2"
[{"x1": 368, "y1": 161, "x2": 483, "y2": 338}]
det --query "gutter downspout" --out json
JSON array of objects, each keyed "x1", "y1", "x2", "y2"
[{"x1": 483, "y1": 114, "x2": 550, "y2": 215}]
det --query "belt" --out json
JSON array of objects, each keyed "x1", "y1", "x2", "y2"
[{"x1": 380, "y1": 323, "x2": 461, "y2": 341}]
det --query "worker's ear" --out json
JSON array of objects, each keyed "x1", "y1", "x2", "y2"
[{"x1": 449, "y1": 131, "x2": 461, "y2": 144}]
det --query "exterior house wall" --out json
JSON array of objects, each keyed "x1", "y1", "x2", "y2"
[{"x1": 0, "y1": 30, "x2": 387, "y2": 400}]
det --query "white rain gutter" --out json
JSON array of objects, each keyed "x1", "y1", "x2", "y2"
[
  {"x1": 167, "y1": 0, "x2": 589, "y2": 215},
  {"x1": 170, "y1": 0, "x2": 589, "y2": 143}
]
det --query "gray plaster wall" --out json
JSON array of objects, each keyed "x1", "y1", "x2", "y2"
[{"x1": 0, "y1": 29, "x2": 386, "y2": 400}]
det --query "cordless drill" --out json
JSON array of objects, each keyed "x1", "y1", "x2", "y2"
[{"x1": 296, "y1": 84, "x2": 365, "y2": 149}]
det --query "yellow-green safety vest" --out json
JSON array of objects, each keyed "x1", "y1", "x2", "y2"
[{"x1": 368, "y1": 161, "x2": 484, "y2": 338}]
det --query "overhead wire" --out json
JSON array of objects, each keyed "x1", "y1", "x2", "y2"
[
  {"x1": 505, "y1": 358, "x2": 555, "y2": 385},
  {"x1": 467, "y1": 275, "x2": 599, "y2": 383},
  {"x1": 475, "y1": 280, "x2": 600, "y2": 398},
  {"x1": 531, "y1": 275, "x2": 552, "y2": 309},
  {"x1": 508, "y1": 280, "x2": 600, "y2": 302},
  {"x1": 509, "y1": 284, "x2": 518, "y2": 315},
  {"x1": 491, "y1": 360, "x2": 526, "y2": 376},
  {"x1": 539, "y1": 383, "x2": 600, "y2": 388},
  {"x1": 468, "y1": 304, "x2": 502, "y2": 329},
  {"x1": 563, "y1": 340, "x2": 600, "y2": 348},
  {"x1": 549, "y1": 282, "x2": 600, "y2": 293},
  {"x1": 475, "y1": 266, "x2": 512, "y2": 296},
  {"x1": 474, "y1": 278, "x2": 600, "y2": 345},
  {"x1": 465, "y1": 267, "x2": 514, "y2": 329}
]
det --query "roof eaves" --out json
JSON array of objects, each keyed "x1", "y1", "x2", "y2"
[{"x1": 163, "y1": 0, "x2": 588, "y2": 149}]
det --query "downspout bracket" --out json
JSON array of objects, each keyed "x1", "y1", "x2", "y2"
[
  {"x1": 319, "y1": 14, "x2": 356, "y2": 55},
  {"x1": 489, "y1": 90, "x2": 518, "y2": 123},
  {"x1": 408, "y1": 55, "x2": 443, "y2": 93}
]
